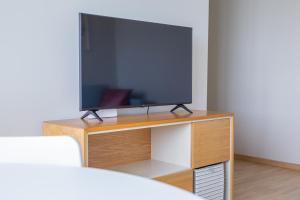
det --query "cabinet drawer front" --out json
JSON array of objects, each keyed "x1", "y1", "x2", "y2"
[
  {"x1": 155, "y1": 170, "x2": 193, "y2": 192},
  {"x1": 88, "y1": 129, "x2": 151, "y2": 168},
  {"x1": 192, "y1": 119, "x2": 230, "y2": 168}
]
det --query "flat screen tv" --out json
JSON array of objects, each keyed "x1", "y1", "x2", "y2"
[{"x1": 79, "y1": 13, "x2": 192, "y2": 117}]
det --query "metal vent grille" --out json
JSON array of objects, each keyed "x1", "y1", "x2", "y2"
[{"x1": 194, "y1": 163, "x2": 225, "y2": 200}]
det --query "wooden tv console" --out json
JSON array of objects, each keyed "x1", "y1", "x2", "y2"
[{"x1": 43, "y1": 110, "x2": 234, "y2": 199}]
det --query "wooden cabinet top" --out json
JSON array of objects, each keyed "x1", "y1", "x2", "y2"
[{"x1": 43, "y1": 110, "x2": 233, "y2": 133}]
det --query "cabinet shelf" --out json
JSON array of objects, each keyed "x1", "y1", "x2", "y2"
[{"x1": 106, "y1": 159, "x2": 189, "y2": 179}]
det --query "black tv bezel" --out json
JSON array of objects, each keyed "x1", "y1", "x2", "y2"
[{"x1": 79, "y1": 13, "x2": 193, "y2": 111}]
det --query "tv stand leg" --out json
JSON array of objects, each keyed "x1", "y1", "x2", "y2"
[
  {"x1": 81, "y1": 110, "x2": 103, "y2": 121},
  {"x1": 170, "y1": 104, "x2": 193, "y2": 114}
]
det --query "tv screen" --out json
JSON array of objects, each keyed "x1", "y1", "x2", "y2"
[{"x1": 80, "y1": 13, "x2": 192, "y2": 111}]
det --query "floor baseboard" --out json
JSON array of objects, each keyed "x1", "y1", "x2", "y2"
[{"x1": 235, "y1": 154, "x2": 300, "y2": 171}]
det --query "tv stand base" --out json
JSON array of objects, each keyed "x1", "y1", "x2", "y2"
[
  {"x1": 171, "y1": 104, "x2": 193, "y2": 114},
  {"x1": 81, "y1": 110, "x2": 103, "y2": 121}
]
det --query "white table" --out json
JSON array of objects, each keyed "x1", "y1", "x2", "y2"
[{"x1": 0, "y1": 164, "x2": 205, "y2": 200}]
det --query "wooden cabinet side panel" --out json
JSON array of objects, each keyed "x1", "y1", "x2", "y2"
[
  {"x1": 88, "y1": 129, "x2": 151, "y2": 168},
  {"x1": 155, "y1": 170, "x2": 193, "y2": 192},
  {"x1": 230, "y1": 116, "x2": 234, "y2": 200},
  {"x1": 43, "y1": 123, "x2": 87, "y2": 166},
  {"x1": 192, "y1": 119, "x2": 230, "y2": 168}
]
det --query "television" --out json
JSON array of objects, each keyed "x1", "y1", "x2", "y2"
[{"x1": 79, "y1": 13, "x2": 192, "y2": 119}]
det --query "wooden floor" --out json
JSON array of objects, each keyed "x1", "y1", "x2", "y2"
[{"x1": 235, "y1": 160, "x2": 300, "y2": 200}]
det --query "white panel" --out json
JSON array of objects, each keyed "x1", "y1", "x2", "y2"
[
  {"x1": 98, "y1": 109, "x2": 118, "y2": 118},
  {"x1": 225, "y1": 161, "x2": 230, "y2": 200},
  {"x1": 151, "y1": 124, "x2": 191, "y2": 167}
]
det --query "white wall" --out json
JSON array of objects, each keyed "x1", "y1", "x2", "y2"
[
  {"x1": 0, "y1": 0, "x2": 209, "y2": 136},
  {"x1": 208, "y1": 0, "x2": 300, "y2": 164}
]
